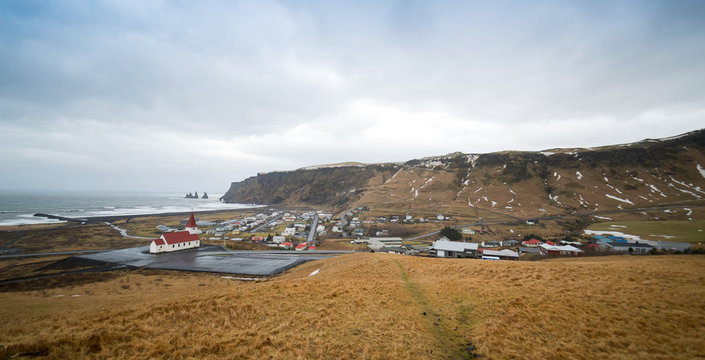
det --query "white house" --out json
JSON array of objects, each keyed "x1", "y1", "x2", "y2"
[
  {"x1": 437, "y1": 214, "x2": 445, "y2": 221},
  {"x1": 431, "y1": 238, "x2": 479, "y2": 258},
  {"x1": 283, "y1": 227, "x2": 296, "y2": 236},
  {"x1": 150, "y1": 213, "x2": 201, "y2": 254},
  {"x1": 461, "y1": 227, "x2": 475, "y2": 235},
  {"x1": 366, "y1": 237, "x2": 404, "y2": 251},
  {"x1": 480, "y1": 249, "x2": 519, "y2": 260},
  {"x1": 272, "y1": 235, "x2": 286, "y2": 244}
]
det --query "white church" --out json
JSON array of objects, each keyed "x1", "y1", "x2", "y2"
[{"x1": 149, "y1": 213, "x2": 201, "y2": 254}]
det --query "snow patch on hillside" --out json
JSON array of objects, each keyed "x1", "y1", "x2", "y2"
[
  {"x1": 670, "y1": 176, "x2": 705, "y2": 195},
  {"x1": 583, "y1": 230, "x2": 642, "y2": 241},
  {"x1": 698, "y1": 164, "x2": 705, "y2": 179},
  {"x1": 606, "y1": 194, "x2": 634, "y2": 205},
  {"x1": 647, "y1": 184, "x2": 667, "y2": 198},
  {"x1": 385, "y1": 169, "x2": 402, "y2": 184},
  {"x1": 473, "y1": 187, "x2": 483, "y2": 194},
  {"x1": 668, "y1": 183, "x2": 702, "y2": 199},
  {"x1": 576, "y1": 171, "x2": 583, "y2": 180}
]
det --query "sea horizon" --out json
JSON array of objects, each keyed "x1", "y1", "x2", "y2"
[{"x1": 0, "y1": 190, "x2": 258, "y2": 226}]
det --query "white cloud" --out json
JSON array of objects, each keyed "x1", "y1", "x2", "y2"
[{"x1": 1, "y1": 0, "x2": 704, "y2": 191}]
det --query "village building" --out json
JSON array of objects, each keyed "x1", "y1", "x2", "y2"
[
  {"x1": 366, "y1": 237, "x2": 404, "y2": 252},
  {"x1": 430, "y1": 238, "x2": 479, "y2": 258},
  {"x1": 461, "y1": 227, "x2": 475, "y2": 235},
  {"x1": 521, "y1": 239, "x2": 542, "y2": 247},
  {"x1": 599, "y1": 241, "x2": 653, "y2": 254},
  {"x1": 295, "y1": 243, "x2": 308, "y2": 251},
  {"x1": 518, "y1": 246, "x2": 542, "y2": 255},
  {"x1": 150, "y1": 213, "x2": 200, "y2": 254},
  {"x1": 539, "y1": 244, "x2": 584, "y2": 257},
  {"x1": 479, "y1": 249, "x2": 519, "y2": 260}
]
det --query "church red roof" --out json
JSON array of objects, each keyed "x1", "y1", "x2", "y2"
[
  {"x1": 186, "y1": 213, "x2": 197, "y2": 228},
  {"x1": 161, "y1": 231, "x2": 199, "y2": 245}
]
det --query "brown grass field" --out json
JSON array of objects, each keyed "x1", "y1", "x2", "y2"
[{"x1": 1, "y1": 254, "x2": 704, "y2": 359}]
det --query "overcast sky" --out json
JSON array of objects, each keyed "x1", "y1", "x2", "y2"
[{"x1": 1, "y1": 0, "x2": 704, "y2": 193}]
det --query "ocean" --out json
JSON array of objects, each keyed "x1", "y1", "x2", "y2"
[{"x1": 0, "y1": 190, "x2": 258, "y2": 226}]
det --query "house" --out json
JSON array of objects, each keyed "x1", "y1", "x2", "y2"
[
  {"x1": 150, "y1": 213, "x2": 201, "y2": 254},
  {"x1": 539, "y1": 244, "x2": 584, "y2": 257},
  {"x1": 599, "y1": 241, "x2": 653, "y2": 254},
  {"x1": 251, "y1": 236, "x2": 264, "y2": 242},
  {"x1": 518, "y1": 246, "x2": 541, "y2": 255},
  {"x1": 150, "y1": 231, "x2": 200, "y2": 253},
  {"x1": 480, "y1": 249, "x2": 519, "y2": 260},
  {"x1": 501, "y1": 239, "x2": 519, "y2": 247},
  {"x1": 383, "y1": 246, "x2": 409, "y2": 254},
  {"x1": 521, "y1": 239, "x2": 542, "y2": 247},
  {"x1": 367, "y1": 237, "x2": 404, "y2": 252},
  {"x1": 437, "y1": 214, "x2": 445, "y2": 221},
  {"x1": 279, "y1": 242, "x2": 294, "y2": 249},
  {"x1": 283, "y1": 227, "x2": 296, "y2": 236},
  {"x1": 651, "y1": 241, "x2": 691, "y2": 252},
  {"x1": 430, "y1": 238, "x2": 479, "y2": 258},
  {"x1": 461, "y1": 227, "x2": 475, "y2": 235},
  {"x1": 295, "y1": 243, "x2": 308, "y2": 251},
  {"x1": 352, "y1": 228, "x2": 365, "y2": 237},
  {"x1": 272, "y1": 235, "x2": 286, "y2": 244},
  {"x1": 308, "y1": 245, "x2": 317, "y2": 250},
  {"x1": 482, "y1": 241, "x2": 500, "y2": 248}
]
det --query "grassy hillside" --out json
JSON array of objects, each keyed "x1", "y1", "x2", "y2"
[{"x1": 1, "y1": 253, "x2": 704, "y2": 359}]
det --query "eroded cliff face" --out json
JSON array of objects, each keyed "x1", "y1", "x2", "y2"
[
  {"x1": 220, "y1": 165, "x2": 398, "y2": 208},
  {"x1": 221, "y1": 129, "x2": 705, "y2": 215}
]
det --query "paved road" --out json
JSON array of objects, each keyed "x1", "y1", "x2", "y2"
[{"x1": 307, "y1": 214, "x2": 319, "y2": 243}]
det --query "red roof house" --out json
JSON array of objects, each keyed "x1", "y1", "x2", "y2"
[
  {"x1": 295, "y1": 243, "x2": 308, "y2": 251},
  {"x1": 522, "y1": 239, "x2": 542, "y2": 247}
]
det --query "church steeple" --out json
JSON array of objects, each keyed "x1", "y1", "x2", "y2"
[{"x1": 185, "y1": 212, "x2": 198, "y2": 234}]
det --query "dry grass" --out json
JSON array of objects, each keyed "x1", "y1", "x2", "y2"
[
  {"x1": 1, "y1": 254, "x2": 704, "y2": 359},
  {"x1": 0, "y1": 223, "x2": 146, "y2": 253}
]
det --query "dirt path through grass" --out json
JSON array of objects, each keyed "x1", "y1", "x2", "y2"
[{"x1": 392, "y1": 258, "x2": 476, "y2": 359}]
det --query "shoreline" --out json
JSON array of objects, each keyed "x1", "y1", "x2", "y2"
[{"x1": 31, "y1": 207, "x2": 267, "y2": 225}]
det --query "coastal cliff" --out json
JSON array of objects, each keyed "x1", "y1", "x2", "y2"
[{"x1": 221, "y1": 129, "x2": 705, "y2": 215}]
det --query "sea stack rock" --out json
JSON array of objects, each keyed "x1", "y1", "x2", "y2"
[
  {"x1": 185, "y1": 192, "x2": 194, "y2": 199},
  {"x1": 194, "y1": 191, "x2": 199, "y2": 199},
  {"x1": 202, "y1": 192, "x2": 208, "y2": 199}
]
